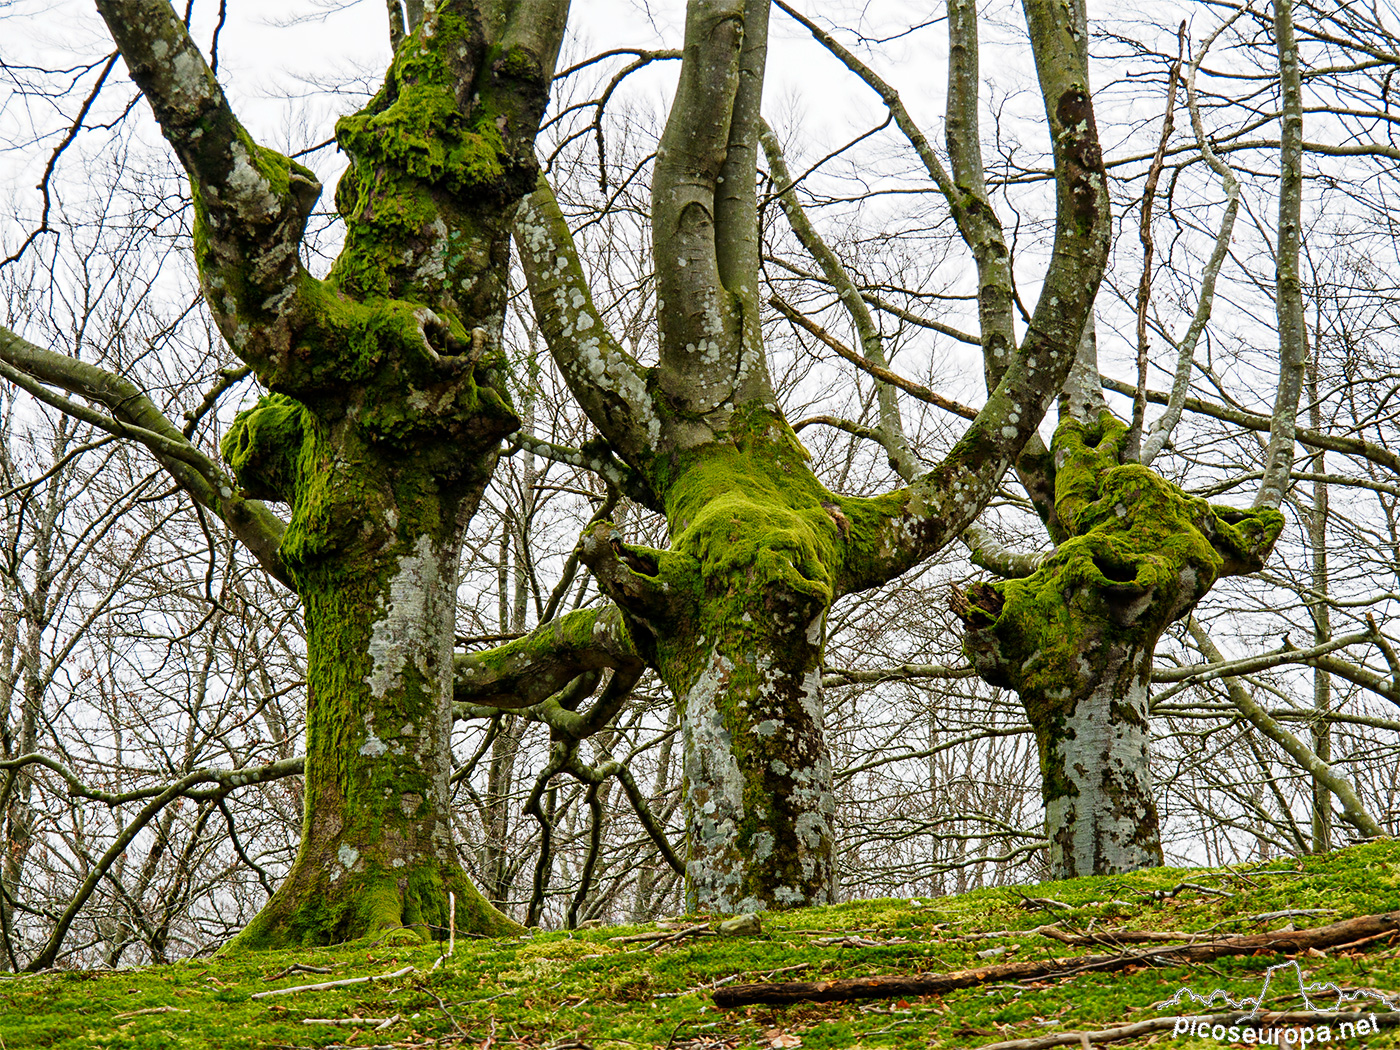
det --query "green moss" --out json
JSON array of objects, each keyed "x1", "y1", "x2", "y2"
[
  {"x1": 222, "y1": 394, "x2": 311, "y2": 504},
  {"x1": 965, "y1": 412, "x2": 1285, "y2": 733},
  {"x1": 8, "y1": 843, "x2": 1400, "y2": 1048},
  {"x1": 647, "y1": 405, "x2": 840, "y2": 685}
]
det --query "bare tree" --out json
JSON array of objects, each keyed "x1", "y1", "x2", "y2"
[
  {"x1": 456, "y1": 0, "x2": 1110, "y2": 912},
  {"x1": 0, "y1": 0, "x2": 569, "y2": 950}
]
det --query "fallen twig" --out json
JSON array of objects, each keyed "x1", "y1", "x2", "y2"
[
  {"x1": 714, "y1": 909, "x2": 1400, "y2": 1007},
  {"x1": 1136, "y1": 880, "x2": 1233, "y2": 902},
  {"x1": 612, "y1": 922, "x2": 716, "y2": 949},
  {"x1": 250, "y1": 964, "x2": 414, "y2": 999},
  {"x1": 300, "y1": 1016, "x2": 398, "y2": 1027},
  {"x1": 264, "y1": 963, "x2": 334, "y2": 981},
  {"x1": 1017, "y1": 896, "x2": 1073, "y2": 911},
  {"x1": 1246, "y1": 909, "x2": 1336, "y2": 922},
  {"x1": 113, "y1": 1006, "x2": 191, "y2": 1019},
  {"x1": 1038, "y1": 927, "x2": 1203, "y2": 947},
  {"x1": 810, "y1": 935, "x2": 907, "y2": 948}
]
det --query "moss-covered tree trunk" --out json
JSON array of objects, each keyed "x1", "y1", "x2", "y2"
[
  {"x1": 644, "y1": 416, "x2": 842, "y2": 911},
  {"x1": 477, "y1": 0, "x2": 1111, "y2": 912},
  {"x1": 951, "y1": 0, "x2": 1305, "y2": 880},
  {"x1": 83, "y1": 0, "x2": 569, "y2": 946},
  {"x1": 957, "y1": 414, "x2": 1283, "y2": 878},
  {"x1": 226, "y1": 411, "x2": 515, "y2": 944}
]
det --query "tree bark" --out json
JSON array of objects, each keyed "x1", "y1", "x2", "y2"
[
  {"x1": 500, "y1": 0, "x2": 1112, "y2": 910},
  {"x1": 234, "y1": 520, "x2": 513, "y2": 946},
  {"x1": 46, "y1": 0, "x2": 575, "y2": 947},
  {"x1": 955, "y1": 414, "x2": 1283, "y2": 878}
]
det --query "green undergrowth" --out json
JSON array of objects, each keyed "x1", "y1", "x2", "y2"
[{"x1": 6, "y1": 842, "x2": 1400, "y2": 1048}]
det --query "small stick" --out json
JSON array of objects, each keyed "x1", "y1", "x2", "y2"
[
  {"x1": 301, "y1": 1017, "x2": 394, "y2": 1026},
  {"x1": 250, "y1": 965, "x2": 414, "y2": 999},
  {"x1": 113, "y1": 1006, "x2": 191, "y2": 1019},
  {"x1": 264, "y1": 963, "x2": 334, "y2": 981},
  {"x1": 449, "y1": 891, "x2": 456, "y2": 957}
]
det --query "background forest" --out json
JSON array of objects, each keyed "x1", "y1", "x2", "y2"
[{"x1": 2, "y1": 0, "x2": 1400, "y2": 970}]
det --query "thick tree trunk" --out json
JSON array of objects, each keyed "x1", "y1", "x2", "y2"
[
  {"x1": 233, "y1": 527, "x2": 515, "y2": 948},
  {"x1": 1040, "y1": 647, "x2": 1160, "y2": 877},
  {"x1": 647, "y1": 415, "x2": 841, "y2": 911},
  {"x1": 670, "y1": 617, "x2": 833, "y2": 912}
]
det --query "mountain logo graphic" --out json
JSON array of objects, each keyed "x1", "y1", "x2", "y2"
[{"x1": 1158, "y1": 959, "x2": 1400, "y2": 1019}]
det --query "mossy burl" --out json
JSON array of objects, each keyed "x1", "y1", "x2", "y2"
[{"x1": 963, "y1": 411, "x2": 1282, "y2": 733}]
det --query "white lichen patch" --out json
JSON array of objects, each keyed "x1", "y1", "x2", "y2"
[{"x1": 366, "y1": 535, "x2": 445, "y2": 700}]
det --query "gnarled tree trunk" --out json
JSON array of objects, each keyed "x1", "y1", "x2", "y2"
[
  {"x1": 957, "y1": 414, "x2": 1282, "y2": 877},
  {"x1": 465, "y1": 0, "x2": 1112, "y2": 912},
  {"x1": 75, "y1": 0, "x2": 571, "y2": 947}
]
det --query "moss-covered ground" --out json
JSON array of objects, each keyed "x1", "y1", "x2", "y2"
[{"x1": 6, "y1": 842, "x2": 1400, "y2": 1048}]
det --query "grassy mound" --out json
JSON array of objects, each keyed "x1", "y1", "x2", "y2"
[{"x1": 4, "y1": 842, "x2": 1400, "y2": 1048}]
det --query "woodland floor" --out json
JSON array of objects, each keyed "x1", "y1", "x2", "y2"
[{"x1": 5, "y1": 842, "x2": 1400, "y2": 1049}]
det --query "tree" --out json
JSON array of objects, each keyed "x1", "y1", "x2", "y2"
[
  {"x1": 0, "y1": 0, "x2": 569, "y2": 950},
  {"x1": 454, "y1": 0, "x2": 1111, "y2": 912}
]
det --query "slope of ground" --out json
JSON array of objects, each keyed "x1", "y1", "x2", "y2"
[{"x1": 4, "y1": 842, "x2": 1400, "y2": 1048}]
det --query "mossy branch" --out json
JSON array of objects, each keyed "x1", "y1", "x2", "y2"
[
  {"x1": 95, "y1": 0, "x2": 319, "y2": 372},
  {"x1": 0, "y1": 325, "x2": 291, "y2": 589},
  {"x1": 453, "y1": 604, "x2": 646, "y2": 712},
  {"x1": 715, "y1": 908, "x2": 1400, "y2": 1006},
  {"x1": 576, "y1": 523, "x2": 688, "y2": 627}
]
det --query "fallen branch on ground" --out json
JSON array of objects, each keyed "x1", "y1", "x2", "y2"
[
  {"x1": 263, "y1": 963, "x2": 334, "y2": 981},
  {"x1": 713, "y1": 910, "x2": 1400, "y2": 1007},
  {"x1": 250, "y1": 965, "x2": 414, "y2": 999},
  {"x1": 610, "y1": 923, "x2": 714, "y2": 945}
]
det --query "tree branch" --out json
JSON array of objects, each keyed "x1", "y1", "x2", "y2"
[
  {"x1": 513, "y1": 177, "x2": 665, "y2": 473},
  {"x1": 1188, "y1": 618, "x2": 1383, "y2": 839},
  {"x1": 453, "y1": 604, "x2": 646, "y2": 712},
  {"x1": 1139, "y1": 11, "x2": 1244, "y2": 467},
  {"x1": 0, "y1": 325, "x2": 290, "y2": 588},
  {"x1": 1254, "y1": 0, "x2": 1306, "y2": 510},
  {"x1": 761, "y1": 121, "x2": 918, "y2": 479}
]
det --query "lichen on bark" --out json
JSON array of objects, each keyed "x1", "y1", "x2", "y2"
[
  {"x1": 78, "y1": 0, "x2": 572, "y2": 948},
  {"x1": 956, "y1": 412, "x2": 1283, "y2": 877}
]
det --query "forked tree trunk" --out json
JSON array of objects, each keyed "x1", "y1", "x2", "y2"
[{"x1": 501, "y1": 0, "x2": 1113, "y2": 910}]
